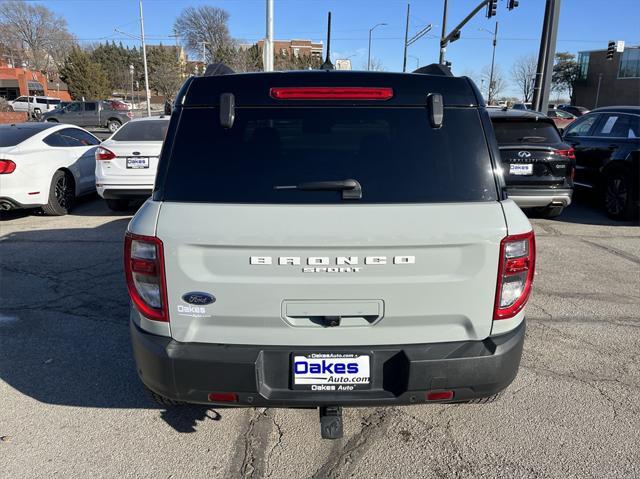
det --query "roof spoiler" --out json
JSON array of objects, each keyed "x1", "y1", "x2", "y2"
[
  {"x1": 203, "y1": 63, "x2": 235, "y2": 76},
  {"x1": 412, "y1": 63, "x2": 453, "y2": 77}
]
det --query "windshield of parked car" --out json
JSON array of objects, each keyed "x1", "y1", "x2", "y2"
[
  {"x1": 492, "y1": 120, "x2": 561, "y2": 144},
  {"x1": 111, "y1": 120, "x2": 169, "y2": 142},
  {"x1": 159, "y1": 107, "x2": 498, "y2": 204}
]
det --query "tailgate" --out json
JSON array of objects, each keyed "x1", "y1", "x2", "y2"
[
  {"x1": 499, "y1": 146, "x2": 570, "y2": 186},
  {"x1": 156, "y1": 202, "x2": 506, "y2": 346}
]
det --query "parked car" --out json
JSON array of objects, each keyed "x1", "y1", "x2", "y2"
[
  {"x1": 547, "y1": 108, "x2": 577, "y2": 131},
  {"x1": 512, "y1": 102, "x2": 532, "y2": 111},
  {"x1": 563, "y1": 106, "x2": 639, "y2": 220},
  {"x1": 126, "y1": 69, "x2": 535, "y2": 439},
  {"x1": 42, "y1": 100, "x2": 133, "y2": 133},
  {"x1": 95, "y1": 116, "x2": 170, "y2": 211},
  {"x1": 558, "y1": 105, "x2": 589, "y2": 117},
  {"x1": 489, "y1": 109, "x2": 575, "y2": 218},
  {"x1": 8, "y1": 96, "x2": 62, "y2": 118},
  {"x1": 0, "y1": 123, "x2": 100, "y2": 215}
]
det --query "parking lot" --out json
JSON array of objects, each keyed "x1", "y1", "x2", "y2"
[{"x1": 0, "y1": 196, "x2": 638, "y2": 479}]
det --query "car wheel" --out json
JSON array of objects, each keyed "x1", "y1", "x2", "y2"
[
  {"x1": 106, "y1": 199, "x2": 130, "y2": 212},
  {"x1": 604, "y1": 170, "x2": 638, "y2": 221},
  {"x1": 32, "y1": 108, "x2": 42, "y2": 120},
  {"x1": 42, "y1": 170, "x2": 75, "y2": 216},
  {"x1": 537, "y1": 205, "x2": 564, "y2": 218},
  {"x1": 144, "y1": 386, "x2": 184, "y2": 407},
  {"x1": 107, "y1": 119, "x2": 122, "y2": 133}
]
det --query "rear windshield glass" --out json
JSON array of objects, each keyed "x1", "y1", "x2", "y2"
[
  {"x1": 160, "y1": 107, "x2": 497, "y2": 204},
  {"x1": 112, "y1": 120, "x2": 169, "y2": 141},
  {"x1": 492, "y1": 120, "x2": 561, "y2": 144},
  {"x1": 0, "y1": 126, "x2": 43, "y2": 147}
]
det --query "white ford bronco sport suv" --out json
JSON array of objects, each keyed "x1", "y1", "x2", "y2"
[{"x1": 125, "y1": 65, "x2": 535, "y2": 439}]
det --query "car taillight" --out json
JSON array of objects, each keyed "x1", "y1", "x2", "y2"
[
  {"x1": 269, "y1": 87, "x2": 394, "y2": 100},
  {"x1": 127, "y1": 111, "x2": 134, "y2": 118},
  {"x1": 555, "y1": 148, "x2": 575, "y2": 159},
  {"x1": 0, "y1": 159, "x2": 16, "y2": 174},
  {"x1": 494, "y1": 231, "x2": 535, "y2": 320},
  {"x1": 124, "y1": 232, "x2": 168, "y2": 322},
  {"x1": 95, "y1": 147, "x2": 116, "y2": 161}
]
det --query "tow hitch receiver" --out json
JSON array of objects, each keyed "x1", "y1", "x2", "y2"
[{"x1": 319, "y1": 406, "x2": 343, "y2": 439}]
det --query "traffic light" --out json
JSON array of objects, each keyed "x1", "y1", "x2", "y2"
[
  {"x1": 507, "y1": 0, "x2": 519, "y2": 10},
  {"x1": 487, "y1": 0, "x2": 498, "y2": 18},
  {"x1": 606, "y1": 41, "x2": 615, "y2": 60}
]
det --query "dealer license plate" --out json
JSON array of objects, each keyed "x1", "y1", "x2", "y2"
[
  {"x1": 509, "y1": 163, "x2": 533, "y2": 175},
  {"x1": 292, "y1": 353, "x2": 370, "y2": 391},
  {"x1": 126, "y1": 157, "x2": 149, "y2": 169}
]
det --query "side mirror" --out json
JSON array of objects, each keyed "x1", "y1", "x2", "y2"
[{"x1": 427, "y1": 93, "x2": 443, "y2": 129}]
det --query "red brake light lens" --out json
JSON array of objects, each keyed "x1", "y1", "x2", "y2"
[
  {"x1": 0, "y1": 159, "x2": 16, "y2": 174},
  {"x1": 426, "y1": 390, "x2": 455, "y2": 401},
  {"x1": 494, "y1": 231, "x2": 536, "y2": 320},
  {"x1": 95, "y1": 147, "x2": 116, "y2": 161},
  {"x1": 124, "y1": 233, "x2": 168, "y2": 322},
  {"x1": 208, "y1": 392, "x2": 238, "y2": 403},
  {"x1": 269, "y1": 87, "x2": 394, "y2": 100},
  {"x1": 556, "y1": 148, "x2": 575, "y2": 159}
]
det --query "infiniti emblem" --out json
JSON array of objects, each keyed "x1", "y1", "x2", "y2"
[{"x1": 518, "y1": 151, "x2": 531, "y2": 158}]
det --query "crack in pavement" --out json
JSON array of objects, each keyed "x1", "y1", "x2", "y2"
[
  {"x1": 579, "y1": 238, "x2": 640, "y2": 266},
  {"x1": 227, "y1": 408, "x2": 274, "y2": 479},
  {"x1": 311, "y1": 408, "x2": 391, "y2": 479}
]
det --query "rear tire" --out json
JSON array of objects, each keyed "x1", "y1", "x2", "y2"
[
  {"x1": 604, "y1": 169, "x2": 638, "y2": 221},
  {"x1": 144, "y1": 386, "x2": 184, "y2": 407},
  {"x1": 41, "y1": 170, "x2": 74, "y2": 216},
  {"x1": 464, "y1": 392, "x2": 503, "y2": 404},
  {"x1": 106, "y1": 198, "x2": 130, "y2": 211},
  {"x1": 537, "y1": 205, "x2": 564, "y2": 218},
  {"x1": 107, "y1": 119, "x2": 121, "y2": 133}
]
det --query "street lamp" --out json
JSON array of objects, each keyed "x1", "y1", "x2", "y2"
[
  {"x1": 368, "y1": 23, "x2": 387, "y2": 71},
  {"x1": 479, "y1": 22, "x2": 498, "y2": 104},
  {"x1": 129, "y1": 64, "x2": 135, "y2": 112}
]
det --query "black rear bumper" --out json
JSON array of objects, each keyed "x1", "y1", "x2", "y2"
[
  {"x1": 130, "y1": 320, "x2": 525, "y2": 407},
  {"x1": 101, "y1": 189, "x2": 152, "y2": 199}
]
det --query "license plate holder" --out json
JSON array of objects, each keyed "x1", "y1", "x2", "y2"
[
  {"x1": 126, "y1": 157, "x2": 149, "y2": 169},
  {"x1": 509, "y1": 163, "x2": 533, "y2": 175},
  {"x1": 291, "y1": 353, "x2": 371, "y2": 391}
]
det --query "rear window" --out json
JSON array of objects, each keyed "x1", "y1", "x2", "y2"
[
  {"x1": 492, "y1": 120, "x2": 561, "y2": 144},
  {"x1": 159, "y1": 107, "x2": 497, "y2": 204},
  {"x1": 112, "y1": 120, "x2": 169, "y2": 142},
  {"x1": 0, "y1": 126, "x2": 43, "y2": 147}
]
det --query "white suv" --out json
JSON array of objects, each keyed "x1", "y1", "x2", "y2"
[
  {"x1": 95, "y1": 116, "x2": 169, "y2": 211},
  {"x1": 9, "y1": 96, "x2": 61, "y2": 117}
]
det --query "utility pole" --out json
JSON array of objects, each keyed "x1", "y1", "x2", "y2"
[
  {"x1": 439, "y1": 0, "x2": 448, "y2": 65},
  {"x1": 139, "y1": 0, "x2": 151, "y2": 117},
  {"x1": 129, "y1": 64, "x2": 135, "y2": 111},
  {"x1": 532, "y1": 0, "x2": 561, "y2": 113},
  {"x1": 594, "y1": 73, "x2": 603, "y2": 108},
  {"x1": 487, "y1": 21, "x2": 498, "y2": 104},
  {"x1": 368, "y1": 23, "x2": 387, "y2": 71},
  {"x1": 264, "y1": 0, "x2": 274, "y2": 72},
  {"x1": 402, "y1": 4, "x2": 410, "y2": 73}
]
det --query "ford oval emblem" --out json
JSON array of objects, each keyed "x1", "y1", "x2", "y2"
[{"x1": 182, "y1": 292, "x2": 216, "y2": 305}]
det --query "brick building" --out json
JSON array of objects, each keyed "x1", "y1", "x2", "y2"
[
  {"x1": 253, "y1": 39, "x2": 323, "y2": 60},
  {"x1": 0, "y1": 61, "x2": 71, "y2": 101},
  {"x1": 573, "y1": 46, "x2": 640, "y2": 109}
]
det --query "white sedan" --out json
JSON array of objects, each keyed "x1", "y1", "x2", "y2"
[
  {"x1": 95, "y1": 116, "x2": 169, "y2": 211},
  {"x1": 0, "y1": 123, "x2": 100, "y2": 215}
]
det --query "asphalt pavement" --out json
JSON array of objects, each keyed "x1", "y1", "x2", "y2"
[{"x1": 1, "y1": 196, "x2": 639, "y2": 478}]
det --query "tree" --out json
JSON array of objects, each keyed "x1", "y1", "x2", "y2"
[
  {"x1": 365, "y1": 58, "x2": 386, "y2": 72},
  {"x1": 147, "y1": 44, "x2": 184, "y2": 101},
  {"x1": 0, "y1": 0, "x2": 76, "y2": 73},
  {"x1": 90, "y1": 42, "x2": 142, "y2": 92},
  {"x1": 173, "y1": 6, "x2": 232, "y2": 63},
  {"x1": 511, "y1": 54, "x2": 537, "y2": 102},
  {"x1": 552, "y1": 52, "x2": 580, "y2": 105},
  {"x1": 59, "y1": 48, "x2": 110, "y2": 100},
  {"x1": 481, "y1": 64, "x2": 507, "y2": 104}
]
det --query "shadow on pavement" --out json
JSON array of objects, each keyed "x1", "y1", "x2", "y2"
[{"x1": 0, "y1": 217, "x2": 220, "y2": 433}]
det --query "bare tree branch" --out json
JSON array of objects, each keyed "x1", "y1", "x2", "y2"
[{"x1": 510, "y1": 54, "x2": 537, "y2": 102}]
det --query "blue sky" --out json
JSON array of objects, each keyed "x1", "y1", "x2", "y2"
[{"x1": 38, "y1": 0, "x2": 640, "y2": 96}]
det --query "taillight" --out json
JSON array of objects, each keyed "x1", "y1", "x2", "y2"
[
  {"x1": 95, "y1": 147, "x2": 116, "y2": 161},
  {"x1": 555, "y1": 148, "x2": 575, "y2": 159},
  {"x1": 269, "y1": 87, "x2": 394, "y2": 100},
  {"x1": 127, "y1": 111, "x2": 134, "y2": 118},
  {"x1": 124, "y1": 233, "x2": 168, "y2": 322},
  {"x1": 0, "y1": 159, "x2": 16, "y2": 174},
  {"x1": 494, "y1": 231, "x2": 536, "y2": 320}
]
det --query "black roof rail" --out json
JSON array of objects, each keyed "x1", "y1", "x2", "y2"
[
  {"x1": 203, "y1": 63, "x2": 235, "y2": 76},
  {"x1": 412, "y1": 63, "x2": 453, "y2": 77}
]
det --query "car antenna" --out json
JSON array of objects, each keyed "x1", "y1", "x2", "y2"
[{"x1": 320, "y1": 11, "x2": 334, "y2": 70}]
